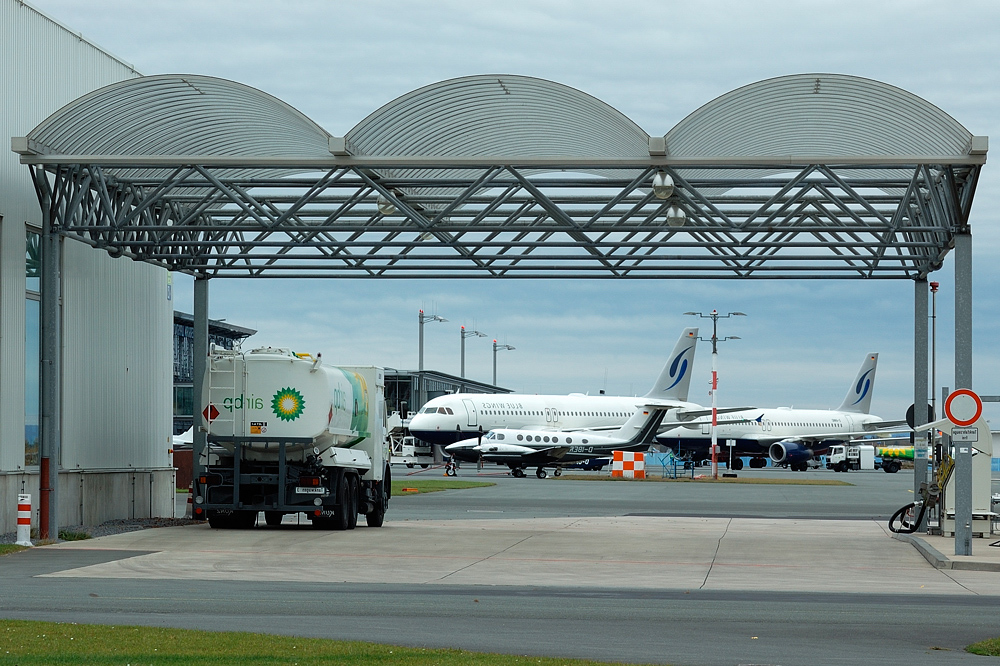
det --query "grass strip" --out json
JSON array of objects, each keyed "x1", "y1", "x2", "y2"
[
  {"x1": 0, "y1": 620, "x2": 639, "y2": 665},
  {"x1": 0, "y1": 544, "x2": 28, "y2": 556},
  {"x1": 555, "y1": 475, "x2": 852, "y2": 486},
  {"x1": 967, "y1": 637, "x2": 1000, "y2": 656},
  {"x1": 391, "y1": 479, "x2": 495, "y2": 494}
]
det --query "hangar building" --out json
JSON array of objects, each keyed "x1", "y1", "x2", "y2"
[{"x1": 0, "y1": 0, "x2": 174, "y2": 533}]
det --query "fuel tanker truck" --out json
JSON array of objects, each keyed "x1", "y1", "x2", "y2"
[{"x1": 192, "y1": 346, "x2": 390, "y2": 529}]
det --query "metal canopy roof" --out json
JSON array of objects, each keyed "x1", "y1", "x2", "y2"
[{"x1": 15, "y1": 73, "x2": 986, "y2": 279}]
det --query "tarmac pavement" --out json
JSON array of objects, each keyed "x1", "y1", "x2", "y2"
[{"x1": 39, "y1": 514, "x2": 1000, "y2": 595}]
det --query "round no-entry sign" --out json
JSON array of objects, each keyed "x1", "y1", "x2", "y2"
[{"x1": 944, "y1": 389, "x2": 983, "y2": 427}]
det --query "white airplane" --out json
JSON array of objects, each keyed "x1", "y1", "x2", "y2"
[
  {"x1": 656, "y1": 353, "x2": 904, "y2": 471},
  {"x1": 446, "y1": 400, "x2": 675, "y2": 479},
  {"x1": 409, "y1": 327, "x2": 706, "y2": 446}
]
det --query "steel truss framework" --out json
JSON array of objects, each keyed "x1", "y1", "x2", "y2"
[{"x1": 26, "y1": 156, "x2": 982, "y2": 279}]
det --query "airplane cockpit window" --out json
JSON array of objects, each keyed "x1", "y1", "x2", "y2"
[
  {"x1": 445, "y1": 407, "x2": 454, "y2": 415},
  {"x1": 437, "y1": 408, "x2": 448, "y2": 414},
  {"x1": 486, "y1": 432, "x2": 496, "y2": 439},
  {"x1": 421, "y1": 406, "x2": 437, "y2": 414}
]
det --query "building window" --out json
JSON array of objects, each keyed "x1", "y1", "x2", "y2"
[{"x1": 25, "y1": 230, "x2": 40, "y2": 467}]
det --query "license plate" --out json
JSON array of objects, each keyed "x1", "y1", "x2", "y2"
[{"x1": 295, "y1": 487, "x2": 325, "y2": 494}]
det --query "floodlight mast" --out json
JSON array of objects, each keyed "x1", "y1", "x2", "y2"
[
  {"x1": 684, "y1": 310, "x2": 746, "y2": 480},
  {"x1": 492, "y1": 339, "x2": 515, "y2": 385},
  {"x1": 418, "y1": 310, "x2": 447, "y2": 408},
  {"x1": 461, "y1": 325, "x2": 487, "y2": 379}
]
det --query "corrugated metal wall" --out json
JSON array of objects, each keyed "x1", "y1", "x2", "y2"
[
  {"x1": 61, "y1": 241, "x2": 172, "y2": 469},
  {"x1": 0, "y1": 0, "x2": 146, "y2": 473}
]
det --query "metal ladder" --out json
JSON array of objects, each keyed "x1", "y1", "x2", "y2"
[{"x1": 207, "y1": 346, "x2": 241, "y2": 438}]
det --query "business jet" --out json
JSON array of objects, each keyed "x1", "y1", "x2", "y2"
[
  {"x1": 446, "y1": 403, "x2": 674, "y2": 478},
  {"x1": 409, "y1": 327, "x2": 705, "y2": 445},
  {"x1": 656, "y1": 353, "x2": 903, "y2": 471}
]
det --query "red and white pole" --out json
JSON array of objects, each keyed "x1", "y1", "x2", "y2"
[
  {"x1": 16, "y1": 493, "x2": 33, "y2": 547},
  {"x1": 711, "y1": 351, "x2": 719, "y2": 480}
]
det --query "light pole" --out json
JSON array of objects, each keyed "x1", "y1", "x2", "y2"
[
  {"x1": 418, "y1": 310, "x2": 447, "y2": 408},
  {"x1": 461, "y1": 326, "x2": 487, "y2": 379},
  {"x1": 492, "y1": 339, "x2": 515, "y2": 386},
  {"x1": 684, "y1": 310, "x2": 746, "y2": 480}
]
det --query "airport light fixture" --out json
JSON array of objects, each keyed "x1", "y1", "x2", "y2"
[
  {"x1": 651, "y1": 171, "x2": 674, "y2": 199},
  {"x1": 684, "y1": 310, "x2": 746, "y2": 480},
  {"x1": 492, "y1": 339, "x2": 515, "y2": 386},
  {"x1": 461, "y1": 325, "x2": 487, "y2": 378},
  {"x1": 418, "y1": 310, "x2": 447, "y2": 409},
  {"x1": 666, "y1": 204, "x2": 687, "y2": 227}
]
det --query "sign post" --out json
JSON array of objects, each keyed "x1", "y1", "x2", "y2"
[{"x1": 943, "y1": 389, "x2": 982, "y2": 556}]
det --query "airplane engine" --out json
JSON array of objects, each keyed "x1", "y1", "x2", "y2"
[
  {"x1": 768, "y1": 440, "x2": 814, "y2": 465},
  {"x1": 476, "y1": 443, "x2": 536, "y2": 456}
]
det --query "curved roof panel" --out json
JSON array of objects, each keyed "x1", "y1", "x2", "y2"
[
  {"x1": 346, "y1": 74, "x2": 650, "y2": 158},
  {"x1": 666, "y1": 73, "x2": 973, "y2": 158},
  {"x1": 27, "y1": 74, "x2": 331, "y2": 157}
]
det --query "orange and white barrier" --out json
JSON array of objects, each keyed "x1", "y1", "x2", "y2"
[
  {"x1": 611, "y1": 451, "x2": 645, "y2": 479},
  {"x1": 16, "y1": 493, "x2": 33, "y2": 547}
]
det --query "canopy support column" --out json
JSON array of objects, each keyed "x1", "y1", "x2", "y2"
[
  {"x1": 191, "y1": 276, "x2": 209, "y2": 514},
  {"x1": 912, "y1": 278, "x2": 929, "y2": 532},
  {"x1": 39, "y1": 212, "x2": 62, "y2": 540},
  {"x1": 953, "y1": 230, "x2": 973, "y2": 555}
]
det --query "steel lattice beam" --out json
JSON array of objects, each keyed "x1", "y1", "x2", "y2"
[{"x1": 27, "y1": 159, "x2": 980, "y2": 279}]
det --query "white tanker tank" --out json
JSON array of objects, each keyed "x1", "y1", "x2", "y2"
[
  {"x1": 194, "y1": 346, "x2": 391, "y2": 530},
  {"x1": 205, "y1": 346, "x2": 384, "y2": 464}
]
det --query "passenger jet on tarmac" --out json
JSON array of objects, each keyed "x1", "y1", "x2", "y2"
[
  {"x1": 409, "y1": 328, "x2": 708, "y2": 445},
  {"x1": 656, "y1": 353, "x2": 905, "y2": 471}
]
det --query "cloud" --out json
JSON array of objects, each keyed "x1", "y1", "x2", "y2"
[{"x1": 29, "y1": 0, "x2": 1000, "y2": 422}]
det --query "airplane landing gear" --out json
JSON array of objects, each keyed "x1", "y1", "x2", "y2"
[
  {"x1": 535, "y1": 467, "x2": 547, "y2": 479},
  {"x1": 511, "y1": 467, "x2": 526, "y2": 478},
  {"x1": 445, "y1": 462, "x2": 458, "y2": 476},
  {"x1": 554, "y1": 467, "x2": 562, "y2": 477}
]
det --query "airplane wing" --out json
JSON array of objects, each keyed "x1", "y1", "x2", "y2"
[
  {"x1": 735, "y1": 427, "x2": 911, "y2": 445},
  {"x1": 479, "y1": 446, "x2": 571, "y2": 465}
]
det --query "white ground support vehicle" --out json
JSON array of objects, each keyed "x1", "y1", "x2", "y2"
[
  {"x1": 827, "y1": 444, "x2": 905, "y2": 473},
  {"x1": 193, "y1": 347, "x2": 390, "y2": 529}
]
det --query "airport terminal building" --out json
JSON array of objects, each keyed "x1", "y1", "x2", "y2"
[{"x1": 0, "y1": 1, "x2": 174, "y2": 533}]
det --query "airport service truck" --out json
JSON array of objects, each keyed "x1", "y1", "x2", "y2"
[
  {"x1": 192, "y1": 347, "x2": 390, "y2": 529},
  {"x1": 827, "y1": 444, "x2": 912, "y2": 473}
]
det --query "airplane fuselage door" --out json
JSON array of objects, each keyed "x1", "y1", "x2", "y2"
[
  {"x1": 701, "y1": 423, "x2": 711, "y2": 435},
  {"x1": 462, "y1": 399, "x2": 478, "y2": 427}
]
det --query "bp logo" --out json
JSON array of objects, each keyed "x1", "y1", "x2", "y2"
[{"x1": 271, "y1": 387, "x2": 305, "y2": 421}]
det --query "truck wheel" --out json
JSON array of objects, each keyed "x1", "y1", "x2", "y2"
[
  {"x1": 233, "y1": 510, "x2": 258, "y2": 529},
  {"x1": 885, "y1": 461, "x2": 900, "y2": 474},
  {"x1": 347, "y1": 475, "x2": 359, "y2": 530},
  {"x1": 264, "y1": 511, "x2": 284, "y2": 527},
  {"x1": 332, "y1": 470, "x2": 351, "y2": 531},
  {"x1": 207, "y1": 510, "x2": 232, "y2": 529},
  {"x1": 367, "y1": 483, "x2": 387, "y2": 528}
]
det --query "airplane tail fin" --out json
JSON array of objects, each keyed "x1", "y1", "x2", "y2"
[
  {"x1": 643, "y1": 328, "x2": 699, "y2": 402},
  {"x1": 837, "y1": 353, "x2": 878, "y2": 414},
  {"x1": 615, "y1": 405, "x2": 670, "y2": 445}
]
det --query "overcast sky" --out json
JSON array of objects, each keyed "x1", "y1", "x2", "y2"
[{"x1": 26, "y1": 0, "x2": 1000, "y2": 422}]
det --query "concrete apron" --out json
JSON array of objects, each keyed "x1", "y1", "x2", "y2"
[{"x1": 39, "y1": 517, "x2": 1000, "y2": 595}]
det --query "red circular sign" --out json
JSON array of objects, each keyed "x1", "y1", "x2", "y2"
[{"x1": 944, "y1": 389, "x2": 982, "y2": 427}]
